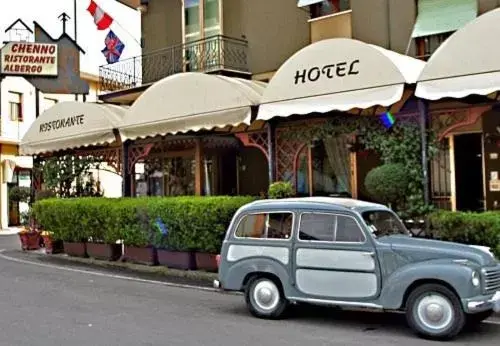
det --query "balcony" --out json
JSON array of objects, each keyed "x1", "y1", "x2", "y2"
[
  {"x1": 309, "y1": 10, "x2": 352, "y2": 43},
  {"x1": 99, "y1": 35, "x2": 249, "y2": 94}
]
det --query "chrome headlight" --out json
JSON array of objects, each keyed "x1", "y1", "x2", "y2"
[{"x1": 472, "y1": 271, "x2": 481, "y2": 287}]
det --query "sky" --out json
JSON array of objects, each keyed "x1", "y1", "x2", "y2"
[{"x1": 0, "y1": 0, "x2": 141, "y2": 76}]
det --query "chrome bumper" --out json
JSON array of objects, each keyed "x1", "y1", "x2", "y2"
[{"x1": 467, "y1": 291, "x2": 500, "y2": 313}]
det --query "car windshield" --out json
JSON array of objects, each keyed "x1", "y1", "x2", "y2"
[{"x1": 361, "y1": 209, "x2": 409, "y2": 238}]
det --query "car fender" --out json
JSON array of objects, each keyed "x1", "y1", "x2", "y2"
[
  {"x1": 220, "y1": 257, "x2": 290, "y2": 293},
  {"x1": 379, "y1": 259, "x2": 480, "y2": 310}
]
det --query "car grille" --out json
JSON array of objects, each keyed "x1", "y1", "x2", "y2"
[{"x1": 483, "y1": 266, "x2": 500, "y2": 294}]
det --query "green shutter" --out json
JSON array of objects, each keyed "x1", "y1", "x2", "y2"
[{"x1": 412, "y1": 0, "x2": 478, "y2": 38}]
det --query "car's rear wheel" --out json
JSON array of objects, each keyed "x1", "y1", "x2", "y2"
[
  {"x1": 245, "y1": 276, "x2": 288, "y2": 319},
  {"x1": 406, "y1": 283, "x2": 465, "y2": 340}
]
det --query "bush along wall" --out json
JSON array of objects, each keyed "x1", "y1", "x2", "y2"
[
  {"x1": 428, "y1": 211, "x2": 500, "y2": 258},
  {"x1": 32, "y1": 196, "x2": 257, "y2": 269}
]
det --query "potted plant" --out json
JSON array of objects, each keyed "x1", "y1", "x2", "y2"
[
  {"x1": 18, "y1": 228, "x2": 41, "y2": 251},
  {"x1": 9, "y1": 186, "x2": 32, "y2": 205},
  {"x1": 86, "y1": 225, "x2": 122, "y2": 261},
  {"x1": 122, "y1": 207, "x2": 157, "y2": 265},
  {"x1": 154, "y1": 217, "x2": 196, "y2": 270},
  {"x1": 41, "y1": 231, "x2": 63, "y2": 254}
]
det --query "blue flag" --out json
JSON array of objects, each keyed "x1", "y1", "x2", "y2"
[{"x1": 101, "y1": 30, "x2": 125, "y2": 64}]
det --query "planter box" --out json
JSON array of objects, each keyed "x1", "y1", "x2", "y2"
[
  {"x1": 19, "y1": 232, "x2": 41, "y2": 251},
  {"x1": 63, "y1": 242, "x2": 87, "y2": 257},
  {"x1": 157, "y1": 249, "x2": 196, "y2": 270},
  {"x1": 123, "y1": 246, "x2": 157, "y2": 266},
  {"x1": 195, "y1": 252, "x2": 219, "y2": 272},
  {"x1": 87, "y1": 243, "x2": 122, "y2": 261},
  {"x1": 42, "y1": 236, "x2": 63, "y2": 254}
]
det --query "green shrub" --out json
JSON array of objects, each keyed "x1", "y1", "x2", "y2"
[
  {"x1": 428, "y1": 211, "x2": 500, "y2": 258},
  {"x1": 364, "y1": 163, "x2": 409, "y2": 208},
  {"x1": 9, "y1": 186, "x2": 32, "y2": 203},
  {"x1": 268, "y1": 181, "x2": 294, "y2": 199},
  {"x1": 32, "y1": 196, "x2": 256, "y2": 253}
]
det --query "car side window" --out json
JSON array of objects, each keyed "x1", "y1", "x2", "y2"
[
  {"x1": 335, "y1": 215, "x2": 366, "y2": 243},
  {"x1": 234, "y1": 212, "x2": 293, "y2": 240},
  {"x1": 298, "y1": 213, "x2": 336, "y2": 241}
]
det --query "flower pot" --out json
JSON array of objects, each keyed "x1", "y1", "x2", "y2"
[
  {"x1": 86, "y1": 243, "x2": 122, "y2": 261},
  {"x1": 157, "y1": 249, "x2": 196, "y2": 270},
  {"x1": 195, "y1": 252, "x2": 219, "y2": 272},
  {"x1": 42, "y1": 235, "x2": 63, "y2": 254},
  {"x1": 19, "y1": 232, "x2": 41, "y2": 251},
  {"x1": 123, "y1": 246, "x2": 157, "y2": 266},
  {"x1": 63, "y1": 242, "x2": 87, "y2": 257}
]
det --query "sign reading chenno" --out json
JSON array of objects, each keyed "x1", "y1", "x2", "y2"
[
  {"x1": 294, "y1": 60, "x2": 360, "y2": 84},
  {"x1": 1, "y1": 42, "x2": 58, "y2": 76}
]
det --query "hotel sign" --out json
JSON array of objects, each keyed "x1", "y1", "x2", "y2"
[{"x1": 1, "y1": 42, "x2": 58, "y2": 76}]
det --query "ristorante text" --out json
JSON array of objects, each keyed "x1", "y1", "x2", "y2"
[{"x1": 39, "y1": 115, "x2": 85, "y2": 133}]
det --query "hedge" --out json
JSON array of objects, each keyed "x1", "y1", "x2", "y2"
[
  {"x1": 428, "y1": 211, "x2": 500, "y2": 258},
  {"x1": 32, "y1": 196, "x2": 257, "y2": 254}
]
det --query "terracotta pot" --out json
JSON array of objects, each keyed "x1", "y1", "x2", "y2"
[
  {"x1": 157, "y1": 249, "x2": 196, "y2": 270},
  {"x1": 123, "y1": 246, "x2": 157, "y2": 266},
  {"x1": 19, "y1": 232, "x2": 41, "y2": 251},
  {"x1": 195, "y1": 252, "x2": 219, "y2": 272},
  {"x1": 86, "y1": 243, "x2": 122, "y2": 261},
  {"x1": 63, "y1": 242, "x2": 87, "y2": 257},
  {"x1": 42, "y1": 235, "x2": 63, "y2": 254}
]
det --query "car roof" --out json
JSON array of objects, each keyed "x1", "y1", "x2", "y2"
[{"x1": 239, "y1": 197, "x2": 389, "y2": 213}]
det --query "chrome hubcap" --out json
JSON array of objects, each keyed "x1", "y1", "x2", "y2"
[
  {"x1": 416, "y1": 294, "x2": 454, "y2": 330},
  {"x1": 252, "y1": 280, "x2": 280, "y2": 312}
]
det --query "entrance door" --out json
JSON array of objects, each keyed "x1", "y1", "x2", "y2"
[
  {"x1": 293, "y1": 212, "x2": 380, "y2": 301},
  {"x1": 454, "y1": 133, "x2": 484, "y2": 211}
]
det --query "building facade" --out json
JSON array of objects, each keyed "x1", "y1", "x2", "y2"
[{"x1": 102, "y1": 0, "x2": 500, "y2": 212}]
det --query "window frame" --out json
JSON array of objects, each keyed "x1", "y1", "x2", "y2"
[
  {"x1": 232, "y1": 210, "x2": 295, "y2": 241},
  {"x1": 182, "y1": 0, "x2": 223, "y2": 44},
  {"x1": 297, "y1": 211, "x2": 367, "y2": 244},
  {"x1": 8, "y1": 91, "x2": 23, "y2": 122}
]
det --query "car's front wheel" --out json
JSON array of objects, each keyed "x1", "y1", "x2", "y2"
[
  {"x1": 245, "y1": 276, "x2": 288, "y2": 319},
  {"x1": 406, "y1": 283, "x2": 466, "y2": 340}
]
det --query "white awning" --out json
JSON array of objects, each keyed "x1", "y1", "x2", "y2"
[
  {"x1": 416, "y1": 8, "x2": 500, "y2": 100},
  {"x1": 120, "y1": 72, "x2": 266, "y2": 140},
  {"x1": 257, "y1": 38, "x2": 425, "y2": 121},
  {"x1": 20, "y1": 102, "x2": 126, "y2": 155},
  {"x1": 297, "y1": 0, "x2": 323, "y2": 7}
]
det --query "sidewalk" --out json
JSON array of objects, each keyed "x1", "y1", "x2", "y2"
[{"x1": 0, "y1": 227, "x2": 22, "y2": 236}]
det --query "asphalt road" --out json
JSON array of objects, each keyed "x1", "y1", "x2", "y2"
[{"x1": 0, "y1": 235, "x2": 499, "y2": 346}]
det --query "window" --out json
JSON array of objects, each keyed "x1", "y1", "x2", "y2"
[
  {"x1": 361, "y1": 210, "x2": 409, "y2": 238},
  {"x1": 416, "y1": 32, "x2": 452, "y2": 60},
  {"x1": 299, "y1": 212, "x2": 365, "y2": 243},
  {"x1": 310, "y1": 0, "x2": 351, "y2": 19},
  {"x1": 8, "y1": 92, "x2": 23, "y2": 122},
  {"x1": 235, "y1": 212, "x2": 293, "y2": 240},
  {"x1": 336, "y1": 215, "x2": 365, "y2": 242},
  {"x1": 184, "y1": 0, "x2": 221, "y2": 42}
]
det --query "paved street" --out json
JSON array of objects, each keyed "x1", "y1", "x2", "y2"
[{"x1": 0, "y1": 235, "x2": 499, "y2": 346}]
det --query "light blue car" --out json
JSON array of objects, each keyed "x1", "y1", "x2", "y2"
[{"x1": 215, "y1": 197, "x2": 500, "y2": 340}]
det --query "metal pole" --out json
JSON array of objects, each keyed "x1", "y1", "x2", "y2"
[{"x1": 418, "y1": 99, "x2": 430, "y2": 206}]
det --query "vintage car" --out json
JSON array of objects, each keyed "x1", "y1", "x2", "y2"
[{"x1": 214, "y1": 197, "x2": 500, "y2": 340}]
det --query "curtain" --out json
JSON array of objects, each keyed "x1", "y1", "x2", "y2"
[{"x1": 323, "y1": 136, "x2": 351, "y2": 194}]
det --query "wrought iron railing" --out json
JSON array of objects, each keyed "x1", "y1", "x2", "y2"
[{"x1": 99, "y1": 35, "x2": 249, "y2": 94}]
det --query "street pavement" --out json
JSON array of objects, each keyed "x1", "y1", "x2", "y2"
[{"x1": 0, "y1": 235, "x2": 499, "y2": 346}]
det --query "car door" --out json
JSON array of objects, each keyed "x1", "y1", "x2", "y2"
[{"x1": 292, "y1": 211, "x2": 381, "y2": 301}]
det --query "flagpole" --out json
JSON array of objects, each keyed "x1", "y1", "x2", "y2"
[
  {"x1": 74, "y1": 0, "x2": 78, "y2": 42},
  {"x1": 112, "y1": 20, "x2": 142, "y2": 48}
]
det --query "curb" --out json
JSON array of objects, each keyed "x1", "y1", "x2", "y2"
[{"x1": 5, "y1": 250, "x2": 218, "y2": 288}]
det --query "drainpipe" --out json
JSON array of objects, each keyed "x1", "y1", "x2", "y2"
[{"x1": 267, "y1": 121, "x2": 276, "y2": 183}]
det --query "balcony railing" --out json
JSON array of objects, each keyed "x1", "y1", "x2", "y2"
[{"x1": 99, "y1": 35, "x2": 249, "y2": 94}]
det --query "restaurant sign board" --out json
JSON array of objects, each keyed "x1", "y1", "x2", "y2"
[{"x1": 0, "y1": 42, "x2": 58, "y2": 76}]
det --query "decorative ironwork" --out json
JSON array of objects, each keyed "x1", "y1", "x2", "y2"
[
  {"x1": 76, "y1": 147, "x2": 122, "y2": 174},
  {"x1": 275, "y1": 127, "x2": 310, "y2": 188},
  {"x1": 235, "y1": 131, "x2": 269, "y2": 159},
  {"x1": 128, "y1": 143, "x2": 154, "y2": 173},
  {"x1": 99, "y1": 35, "x2": 249, "y2": 93},
  {"x1": 431, "y1": 106, "x2": 489, "y2": 140}
]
